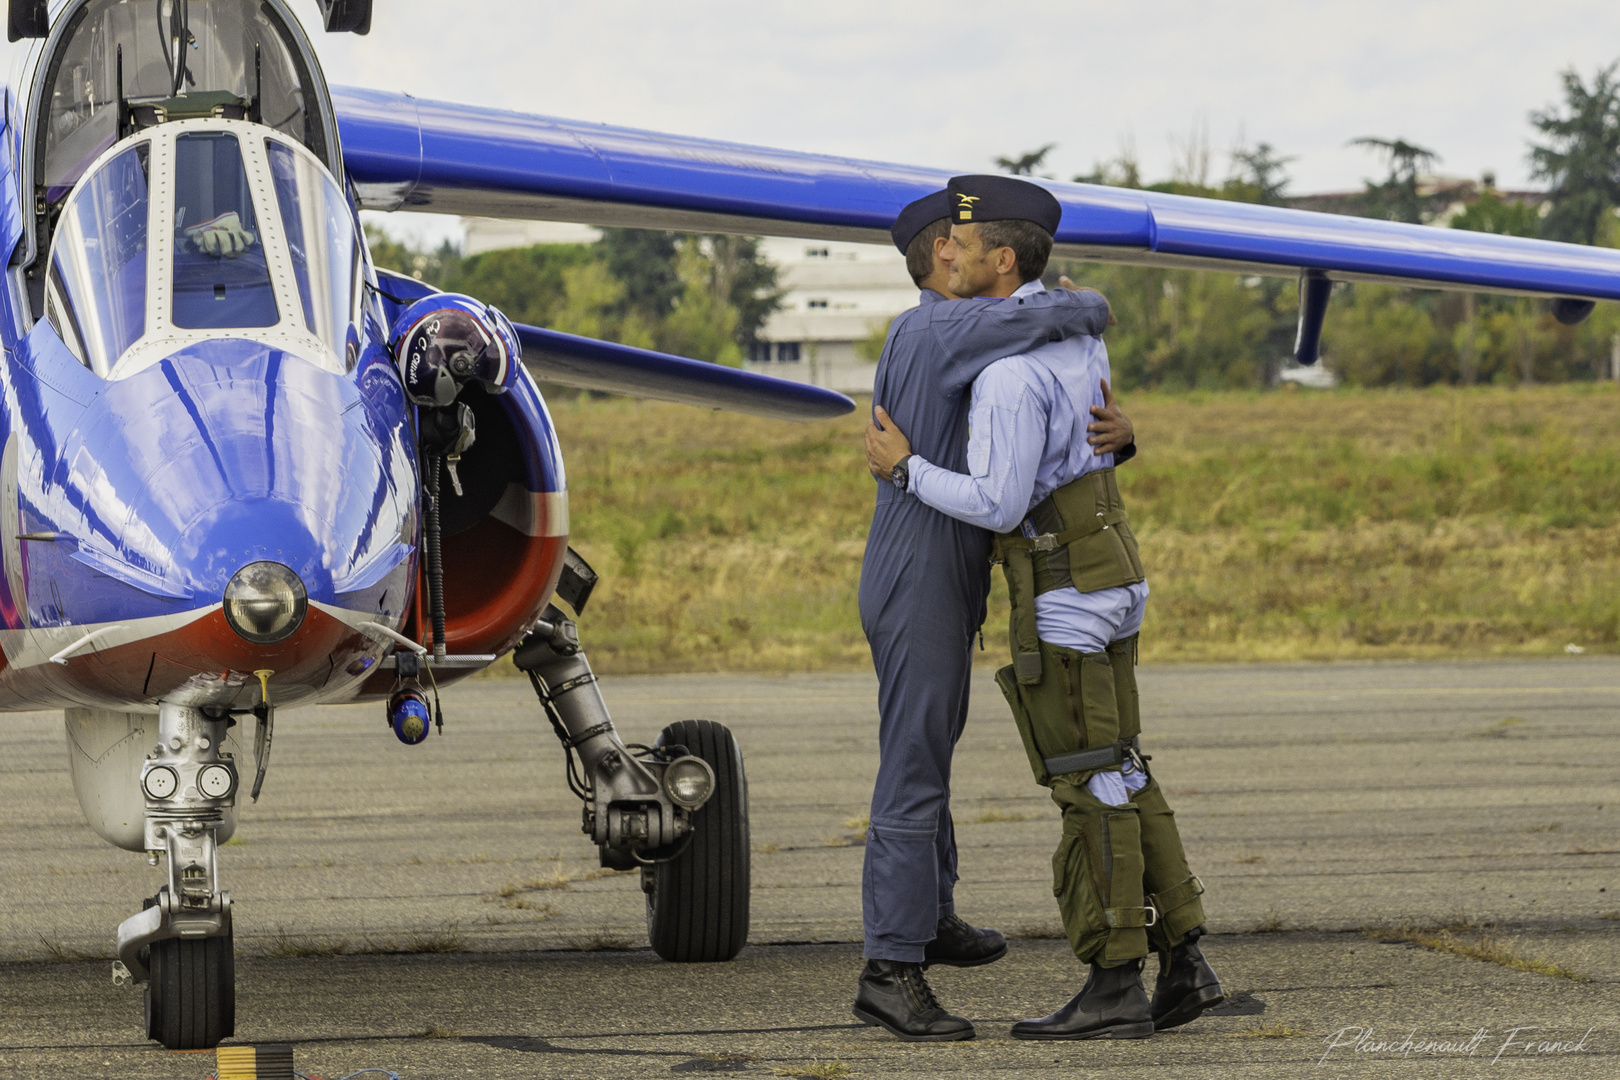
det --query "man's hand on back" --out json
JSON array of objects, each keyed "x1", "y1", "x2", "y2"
[
  {"x1": 866, "y1": 406, "x2": 914, "y2": 480},
  {"x1": 1086, "y1": 379, "x2": 1134, "y2": 456}
]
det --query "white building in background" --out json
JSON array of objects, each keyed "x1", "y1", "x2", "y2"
[
  {"x1": 460, "y1": 220, "x2": 916, "y2": 396},
  {"x1": 748, "y1": 238, "x2": 915, "y2": 395},
  {"x1": 463, "y1": 218, "x2": 602, "y2": 254}
]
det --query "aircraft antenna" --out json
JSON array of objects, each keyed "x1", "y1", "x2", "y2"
[{"x1": 251, "y1": 43, "x2": 262, "y2": 125}]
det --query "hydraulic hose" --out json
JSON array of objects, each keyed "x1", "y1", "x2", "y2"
[{"x1": 424, "y1": 453, "x2": 447, "y2": 660}]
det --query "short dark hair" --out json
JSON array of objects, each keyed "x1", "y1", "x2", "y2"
[
  {"x1": 978, "y1": 219, "x2": 1054, "y2": 283},
  {"x1": 904, "y1": 217, "x2": 952, "y2": 286}
]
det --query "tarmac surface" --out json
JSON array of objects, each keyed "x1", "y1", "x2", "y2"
[{"x1": 1, "y1": 657, "x2": 1616, "y2": 1079}]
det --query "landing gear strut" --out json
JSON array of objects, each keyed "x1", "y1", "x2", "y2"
[
  {"x1": 114, "y1": 702, "x2": 239, "y2": 1049},
  {"x1": 513, "y1": 559, "x2": 751, "y2": 962}
]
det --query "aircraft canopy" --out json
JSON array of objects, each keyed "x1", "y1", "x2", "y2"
[
  {"x1": 46, "y1": 119, "x2": 365, "y2": 380},
  {"x1": 39, "y1": 0, "x2": 326, "y2": 205}
]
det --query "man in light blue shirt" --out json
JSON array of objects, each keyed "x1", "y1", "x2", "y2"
[{"x1": 867, "y1": 174, "x2": 1224, "y2": 1042}]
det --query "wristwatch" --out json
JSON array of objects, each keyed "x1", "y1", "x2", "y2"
[{"x1": 891, "y1": 455, "x2": 913, "y2": 491}]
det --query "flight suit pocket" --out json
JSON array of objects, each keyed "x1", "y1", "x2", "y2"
[
  {"x1": 1077, "y1": 651, "x2": 1121, "y2": 750},
  {"x1": 997, "y1": 664, "x2": 1052, "y2": 786},
  {"x1": 1052, "y1": 821, "x2": 1110, "y2": 962}
]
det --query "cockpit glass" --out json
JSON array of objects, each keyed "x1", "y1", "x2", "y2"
[
  {"x1": 43, "y1": 0, "x2": 316, "y2": 203},
  {"x1": 46, "y1": 143, "x2": 150, "y2": 376},
  {"x1": 172, "y1": 131, "x2": 277, "y2": 329},
  {"x1": 267, "y1": 140, "x2": 357, "y2": 362}
]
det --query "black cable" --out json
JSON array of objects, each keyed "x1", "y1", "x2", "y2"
[{"x1": 423, "y1": 453, "x2": 446, "y2": 658}]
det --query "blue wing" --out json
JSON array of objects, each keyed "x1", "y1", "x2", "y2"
[
  {"x1": 336, "y1": 87, "x2": 1620, "y2": 303},
  {"x1": 373, "y1": 270, "x2": 852, "y2": 421}
]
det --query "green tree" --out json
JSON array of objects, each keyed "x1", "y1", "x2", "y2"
[
  {"x1": 1225, "y1": 142, "x2": 1294, "y2": 205},
  {"x1": 1449, "y1": 190, "x2": 1542, "y2": 236},
  {"x1": 706, "y1": 234, "x2": 784, "y2": 350},
  {"x1": 996, "y1": 144, "x2": 1057, "y2": 177},
  {"x1": 659, "y1": 241, "x2": 744, "y2": 366},
  {"x1": 364, "y1": 226, "x2": 462, "y2": 286},
  {"x1": 1529, "y1": 60, "x2": 1620, "y2": 245},
  {"x1": 441, "y1": 244, "x2": 595, "y2": 327},
  {"x1": 1350, "y1": 137, "x2": 1445, "y2": 223}
]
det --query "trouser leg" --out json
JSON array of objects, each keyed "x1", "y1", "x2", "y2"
[
  {"x1": 998, "y1": 642, "x2": 1150, "y2": 966},
  {"x1": 862, "y1": 624, "x2": 975, "y2": 962},
  {"x1": 1136, "y1": 779, "x2": 1206, "y2": 952},
  {"x1": 1105, "y1": 633, "x2": 1207, "y2": 952},
  {"x1": 1050, "y1": 779, "x2": 1150, "y2": 966}
]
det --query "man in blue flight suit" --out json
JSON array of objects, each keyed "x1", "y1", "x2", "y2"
[{"x1": 852, "y1": 190, "x2": 1135, "y2": 1042}]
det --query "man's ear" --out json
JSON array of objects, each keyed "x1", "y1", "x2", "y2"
[{"x1": 993, "y1": 245, "x2": 1018, "y2": 277}]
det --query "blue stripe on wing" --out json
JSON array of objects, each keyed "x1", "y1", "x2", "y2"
[{"x1": 337, "y1": 86, "x2": 1620, "y2": 302}]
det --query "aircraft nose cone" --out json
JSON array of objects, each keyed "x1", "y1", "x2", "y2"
[{"x1": 51, "y1": 343, "x2": 416, "y2": 691}]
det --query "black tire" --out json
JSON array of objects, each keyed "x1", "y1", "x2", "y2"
[
  {"x1": 145, "y1": 924, "x2": 235, "y2": 1050},
  {"x1": 645, "y1": 720, "x2": 750, "y2": 962}
]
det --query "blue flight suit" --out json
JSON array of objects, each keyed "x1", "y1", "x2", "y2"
[{"x1": 858, "y1": 286, "x2": 1112, "y2": 962}]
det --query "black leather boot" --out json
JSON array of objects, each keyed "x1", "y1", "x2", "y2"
[
  {"x1": 1151, "y1": 928, "x2": 1225, "y2": 1030},
  {"x1": 1011, "y1": 958, "x2": 1154, "y2": 1041},
  {"x1": 923, "y1": 913, "x2": 1008, "y2": 969},
  {"x1": 852, "y1": 959, "x2": 975, "y2": 1042}
]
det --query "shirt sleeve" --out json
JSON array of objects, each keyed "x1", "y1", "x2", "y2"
[
  {"x1": 907, "y1": 365, "x2": 1043, "y2": 533},
  {"x1": 927, "y1": 290, "x2": 1111, "y2": 396}
]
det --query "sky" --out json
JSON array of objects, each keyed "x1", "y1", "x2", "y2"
[{"x1": 9, "y1": 1, "x2": 1620, "y2": 248}]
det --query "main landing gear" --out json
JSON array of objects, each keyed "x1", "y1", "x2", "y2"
[{"x1": 513, "y1": 576, "x2": 750, "y2": 962}]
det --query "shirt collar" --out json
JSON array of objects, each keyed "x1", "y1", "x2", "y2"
[{"x1": 1011, "y1": 280, "x2": 1045, "y2": 299}]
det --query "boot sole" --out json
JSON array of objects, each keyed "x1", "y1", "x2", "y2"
[
  {"x1": 922, "y1": 941, "x2": 1009, "y2": 969},
  {"x1": 1153, "y1": 984, "x2": 1226, "y2": 1031},
  {"x1": 852, "y1": 1004, "x2": 976, "y2": 1042},
  {"x1": 1011, "y1": 1019, "x2": 1155, "y2": 1041}
]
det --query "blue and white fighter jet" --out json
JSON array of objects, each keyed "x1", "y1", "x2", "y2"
[{"x1": 4, "y1": 0, "x2": 1619, "y2": 1050}]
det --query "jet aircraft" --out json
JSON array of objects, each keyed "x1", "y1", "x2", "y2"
[{"x1": 5, "y1": 0, "x2": 1620, "y2": 1051}]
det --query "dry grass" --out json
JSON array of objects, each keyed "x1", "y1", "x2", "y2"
[
  {"x1": 31, "y1": 933, "x2": 111, "y2": 962},
  {"x1": 967, "y1": 807, "x2": 1047, "y2": 824},
  {"x1": 563, "y1": 932, "x2": 634, "y2": 952},
  {"x1": 770, "y1": 1062, "x2": 854, "y2": 1079},
  {"x1": 1600, "y1": 911, "x2": 1620, "y2": 921},
  {"x1": 263, "y1": 924, "x2": 467, "y2": 958},
  {"x1": 538, "y1": 385, "x2": 1620, "y2": 674},
  {"x1": 1366, "y1": 919, "x2": 1585, "y2": 981},
  {"x1": 1247, "y1": 910, "x2": 1285, "y2": 933}
]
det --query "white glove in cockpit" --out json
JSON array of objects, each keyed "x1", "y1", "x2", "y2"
[{"x1": 185, "y1": 211, "x2": 257, "y2": 257}]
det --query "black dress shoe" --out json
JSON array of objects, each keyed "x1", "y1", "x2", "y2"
[
  {"x1": 852, "y1": 959, "x2": 975, "y2": 1042},
  {"x1": 1152, "y1": 930, "x2": 1225, "y2": 1030},
  {"x1": 1011, "y1": 958, "x2": 1154, "y2": 1041},
  {"x1": 923, "y1": 913, "x2": 1008, "y2": 969}
]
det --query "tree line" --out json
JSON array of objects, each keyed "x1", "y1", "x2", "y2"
[{"x1": 367, "y1": 227, "x2": 781, "y2": 367}]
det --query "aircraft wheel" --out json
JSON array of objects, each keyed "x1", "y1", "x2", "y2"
[
  {"x1": 145, "y1": 925, "x2": 235, "y2": 1049},
  {"x1": 644, "y1": 720, "x2": 750, "y2": 962}
]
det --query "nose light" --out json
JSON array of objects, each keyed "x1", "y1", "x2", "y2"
[
  {"x1": 223, "y1": 561, "x2": 307, "y2": 645},
  {"x1": 663, "y1": 756, "x2": 716, "y2": 810}
]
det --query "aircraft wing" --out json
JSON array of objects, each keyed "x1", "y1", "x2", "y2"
[
  {"x1": 513, "y1": 323, "x2": 854, "y2": 421},
  {"x1": 335, "y1": 86, "x2": 1620, "y2": 303},
  {"x1": 373, "y1": 270, "x2": 853, "y2": 421}
]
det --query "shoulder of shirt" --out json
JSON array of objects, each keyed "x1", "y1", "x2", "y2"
[{"x1": 973, "y1": 354, "x2": 1047, "y2": 397}]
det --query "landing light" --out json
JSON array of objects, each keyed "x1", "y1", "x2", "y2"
[
  {"x1": 663, "y1": 756, "x2": 716, "y2": 810},
  {"x1": 223, "y1": 562, "x2": 307, "y2": 645}
]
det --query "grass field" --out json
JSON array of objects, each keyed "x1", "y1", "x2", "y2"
[{"x1": 540, "y1": 383, "x2": 1620, "y2": 673}]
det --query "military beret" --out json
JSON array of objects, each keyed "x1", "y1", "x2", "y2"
[
  {"x1": 889, "y1": 189, "x2": 951, "y2": 254},
  {"x1": 946, "y1": 174, "x2": 1062, "y2": 235}
]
